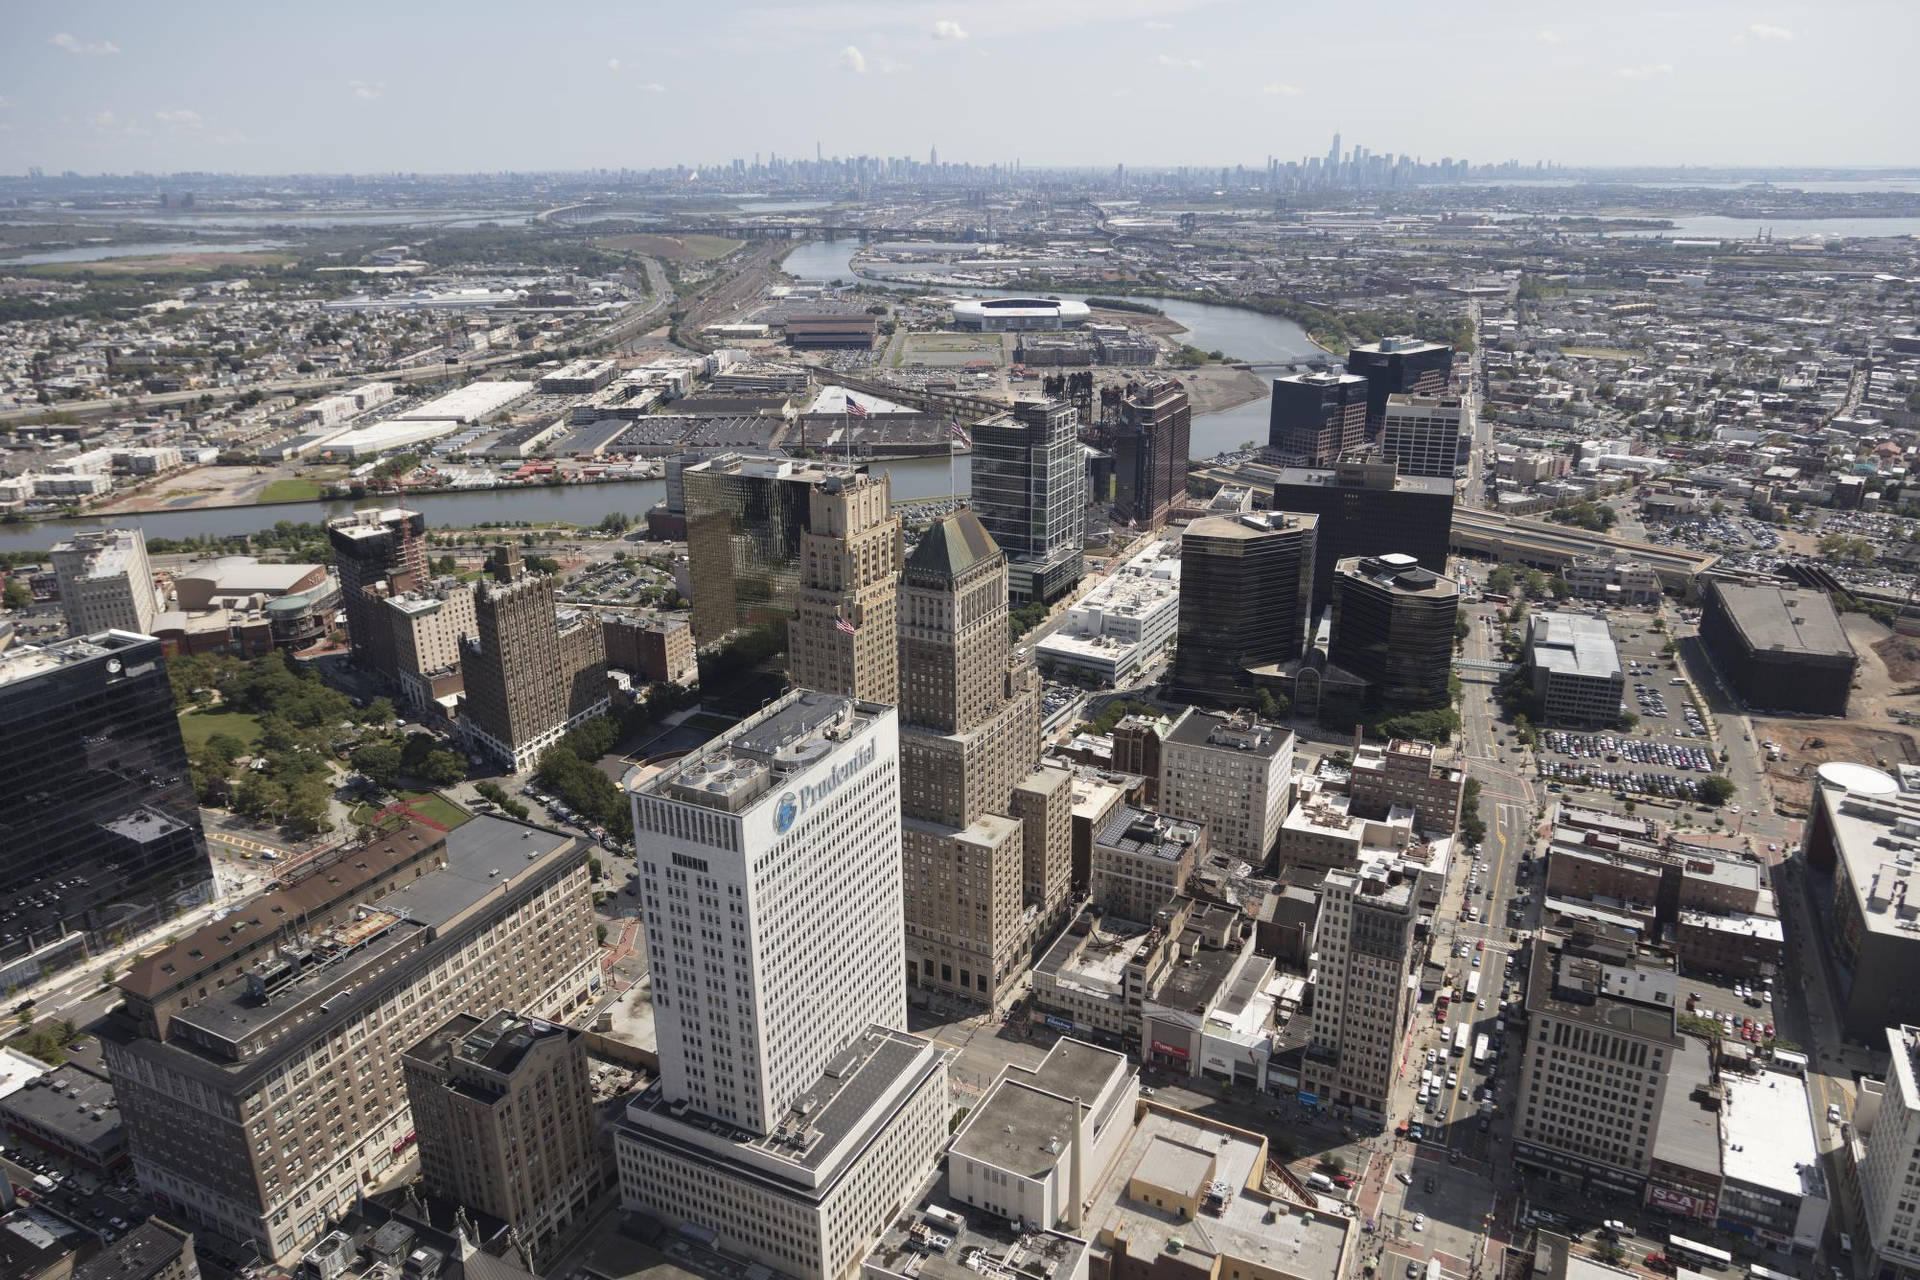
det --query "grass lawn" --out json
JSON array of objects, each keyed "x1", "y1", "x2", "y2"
[
  {"x1": 398, "y1": 791, "x2": 471, "y2": 830},
  {"x1": 258, "y1": 477, "x2": 324, "y2": 503},
  {"x1": 179, "y1": 709, "x2": 263, "y2": 752}
]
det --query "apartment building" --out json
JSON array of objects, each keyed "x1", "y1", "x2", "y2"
[
  {"x1": 1514, "y1": 928, "x2": 1682, "y2": 1196},
  {"x1": 401, "y1": 1011, "x2": 609, "y2": 1266},
  {"x1": 462, "y1": 546, "x2": 609, "y2": 772},
  {"x1": 1158, "y1": 709, "x2": 1294, "y2": 868},
  {"x1": 101, "y1": 818, "x2": 600, "y2": 1263}
]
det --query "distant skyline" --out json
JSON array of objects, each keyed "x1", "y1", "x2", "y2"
[{"x1": 0, "y1": 0, "x2": 1913, "y2": 175}]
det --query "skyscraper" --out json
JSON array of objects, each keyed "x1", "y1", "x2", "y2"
[
  {"x1": 1381, "y1": 393, "x2": 1469, "y2": 479},
  {"x1": 971, "y1": 398, "x2": 1087, "y2": 604},
  {"x1": 1112, "y1": 378, "x2": 1191, "y2": 530},
  {"x1": 682, "y1": 455, "x2": 869, "y2": 643},
  {"x1": 1345, "y1": 337, "x2": 1453, "y2": 437},
  {"x1": 462, "y1": 546, "x2": 609, "y2": 771},
  {"x1": 50, "y1": 529, "x2": 161, "y2": 637},
  {"x1": 1267, "y1": 372, "x2": 1369, "y2": 467},
  {"x1": 1170, "y1": 512, "x2": 1316, "y2": 707},
  {"x1": 789, "y1": 471, "x2": 901, "y2": 703},
  {"x1": 617, "y1": 693, "x2": 950, "y2": 1280},
  {"x1": 1271, "y1": 456, "x2": 1455, "y2": 610},
  {"x1": 897, "y1": 512, "x2": 1073, "y2": 1006},
  {"x1": 0, "y1": 632, "x2": 213, "y2": 964},
  {"x1": 1328, "y1": 553, "x2": 1460, "y2": 713},
  {"x1": 327, "y1": 507, "x2": 427, "y2": 673},
  {"x1": 1302, "y1": 857, "x2": 1418, "y2": 1121}
]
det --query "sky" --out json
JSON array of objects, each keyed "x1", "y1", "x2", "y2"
[{"x1": 0, "y1": 0, "x2": 1913, "y2": 176}]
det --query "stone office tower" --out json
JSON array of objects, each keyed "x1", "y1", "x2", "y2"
[
  {"x1": 897, "y1": 511, "x2": 1073, "y2": 1008},
  {"x1": 789, "y1": 471, "x2": 902, "y2": 704},
  {"x1": 463, "y1": 546, "x2": 609, "y2": 772}
]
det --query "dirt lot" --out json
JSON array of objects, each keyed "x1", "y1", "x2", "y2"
[
  {"x1": 91, "y1": 463, "x2": 347, "y2": 513},
  {"x1": 28, "y1": 250, "x2": 294, "y2": 276},
  {"x1": 1755, "y1": 718, "x2": 1918, "y2": 816},
  {"x1": 1182, "y1": 363, "x2": 1268, "y2": 416},
  {"x1": 1874, "y1": 633, "x2": 1920, "y2": 687},
  {"x1": 594, "y1": 233, "x2": 743, "y2": 263}
]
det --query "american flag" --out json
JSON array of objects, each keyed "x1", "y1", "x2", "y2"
[
  {"x1": 949, "y1": 415, "x2": 972, "y2": 448},
  {"x1": 844, "y1": 398, "x2": 870, "y2": 420},
  {"x1": 834, "y1": 614, "x2": 858, "y2": 635}
]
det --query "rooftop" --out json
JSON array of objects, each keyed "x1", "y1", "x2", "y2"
[
  {"x1": 1721, "y1": 1068, "x2": 1825, "y2": 1203},
  {"x1": 74, "y1": 1219, "x2": 193, "y2": 1280},
  {"x1": 1650, "y1": 1035, "x2": 1722, "y2": 1177},
  {"x1": 1165, "y1": 709, "x2": 1291, "y2": 759},
  {"x1": 1096, "y1": 805, "x2": 1205, "y2": 864},
  {"x1": 1336, "y1": 552, "x2": 1457, "y2": 597},
  {"x1": 906, "y1": 509, "x2": 1003, "y2": 581},
  {"x1": 0, "y1": 630, "x2": 157, "y2": 691},
  {"x1": 1524, "y1": 932, "x2": 1679, "y2": 1043},
  {"x1": 1706, "y1": 580, "x2": 1854, "y2": 660},
  {"x1": 1184, "y1": 511, "x2": 1317, "y2": 543},
  {"x1": 631, "y1": 691, "x2": 883, "y2": 817},
  {"x1": 864, "y1": 1174, "x2": 1089, "y2": 1280},
  {"x1": 1528, "y1": 611, "x2": 1622, "y2": 682},
  {"x1": 0, "y1": 1063, "x2": 120, "y2": 1153},
  {"x1": 1813, "y1": 780, "x2": 1920, "y2": 942}
]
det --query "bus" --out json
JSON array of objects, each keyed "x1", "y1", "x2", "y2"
[
  {"x1": 1748, "y1": 1265, "x2": 1794, "y2": 1280},
  {"x1": 1465, "y1": 971, "x2": 1482, "y2": 1001},
  {"x1": 1473, "y1": 1034, "x2": 1490, "y2": 1069},
  {"x1": 1668, "y1": 1236, "x2": 1732, "y2": 1271},
  {"x1": 1452, "y1": 1024, "x2": 1471, "y2": 1057},
  {"x1": 1427, "y1": 1260, "x2": 1442, "y2": 1280}
]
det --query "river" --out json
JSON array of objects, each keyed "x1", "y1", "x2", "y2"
[
  {"x1": 0, "y1": 240, "x2": 1323, "y2": 553},
  {"x1": 0, "y1": 239, "x2": 288, "y2": 265}
]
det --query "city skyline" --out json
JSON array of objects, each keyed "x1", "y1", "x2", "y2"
[{"x1": 1, "y1": 0, "x2": 1913, "y2": 173}]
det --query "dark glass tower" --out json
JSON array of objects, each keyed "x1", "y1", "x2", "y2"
[
  {"x1": 1272, "y1": 456, "x2": 1456, "y2": 611},
  {"x1": 1345, "y1": 337, "x2": 1453, "y2": 436},
  {"x1": 0, "y1": 632, "x2": 213, "y2": 961},
  {"x1": 1171, "y1": 512, "x2": 1317, "y2": 707},
  {"x1": 1329, "y1": 553, "x2": 1460, "y2": 712},
  {"x1": 1267, "y1": 372, "x2": 1369, "y2": 466}
]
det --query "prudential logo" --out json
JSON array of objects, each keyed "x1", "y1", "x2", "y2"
[
  {"x1": 770, "y1": 739, "x2": 876, "y2": 835},
  {"x1": 774, "y1": 792, "x2": 799, "y2": 834}
]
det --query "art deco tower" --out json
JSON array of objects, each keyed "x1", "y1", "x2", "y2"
[{"x1": 789, "y1": 471, "x2": 901, "y2": 704}]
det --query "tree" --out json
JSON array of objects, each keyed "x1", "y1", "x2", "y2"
[
  {"x1": 284, "y1": 775, "x2": 334, "y2": 835},
  {"x1": 417, "y1": 748, "x2": 468, "y2": 788},
  {"x1": 1698, "y1": 775, "x2": 1736, "y2": 807},
  {"x1": 362, "y1": 697, "x2": 397, "y2": 729},
  {"x1": 2, "y1": 579, "x2": 30, "y2": 610},
  {"x1": 1460, "y1": 777, "x2": 1487, "y2": 846},
  {"x1": 235, "y1": 773, "x2": 288, "y2": 822},
  {"x1": 350, "y1": 741, "x2": 404, "y2": 791}
]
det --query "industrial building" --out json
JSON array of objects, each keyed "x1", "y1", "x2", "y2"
[
  {"x1": 1697, "y1": 579, "x2": 1856, "y2": 716},
  {"x1": 1328, "y1": 552, "x2": 1459, "y2": 713},
  {"x1": 1272, "y1": 457, "x2": 1455, "y2": 611},
  {"x1": 536, "y1": 359, "x2": 617, "y2": 394},
  {"x1": 783, "y1": 313, "x2": 879, "y2": 349},
  {"x1": 1525, "y1": 611, "x2": 1626, "y2": 727},
  {"x1": 322, "y1": 381, "x2": 536, "y2": 457}
]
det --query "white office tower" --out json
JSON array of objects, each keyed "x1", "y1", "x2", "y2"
[
  {"x1": 617, "y1": 692, "x2": 950, "y2": 1280},
  {"x1": 1859, "y1": 1025, "x2": 1920, "y2": 1280},
  {"x1": 50, "y1": 528, "x2": 161, "y2": 636}
]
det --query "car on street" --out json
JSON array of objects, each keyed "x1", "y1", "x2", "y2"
[
  {"x1": 1396, "y1": 1171, "x2": 1413, "y2": 1186},
  {"x1": 1413, "y1": 1214, "x2": 1426, "y2": 1232}
]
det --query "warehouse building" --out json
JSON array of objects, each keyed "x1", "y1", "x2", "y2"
[{"x1": 1697, "y1": 579, "x2": 1855, "y2": 717}]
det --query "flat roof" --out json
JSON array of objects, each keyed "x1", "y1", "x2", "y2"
[
  {"x1": 0, "y1": 630, "x2": 157, "y2": 691},
  {"x1": 1706, "y1": 580, "x2": 1854, "y2": 660},
  {"x1": 1164, "y1": 709, "x2": 1290, "y2": 759},
  {"x1": 1721, "y1": 1069, "x2": 1824, "y2": 1202},
  {"x1": 1814, "y1": 783, "x2": 1920, "y2": 942},
  {"x1": 0, "y1": 1063, "x2": 120, "y2": 1152},
  {"x1": 1096, "y1": 805, "x2": 1204, "y2": 864},
  {"x1": 1529, "y1": 611, "x2": 1622, "y2": 682},
  {"x1": 1651, "y1": 1035, "x2": 1722, "y2": 1177},
  {"x1": 1185, "y1": 511, "x2": 1318, "y2": 542},
  {"x1": 952, "y1": 1080, "x2": 1079, "y2": 1177}
]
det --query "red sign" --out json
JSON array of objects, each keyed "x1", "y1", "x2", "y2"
[
  {"x1": 1150, "y1": 1039, "x2": 1190, "y2": 1060},
  {"x1": 1647, "y1": 1184, "x2": 1710, "y2": 1217}
]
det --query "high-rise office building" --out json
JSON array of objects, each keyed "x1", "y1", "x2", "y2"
[
  {"x1": 402, "y1": 1011, "x2": 609, "y2": 1267},
  {"x1": 1513, "y1": 928, "x2": 1681, "y2": 1196},
  {"x1": 1170, "y1": 512, "x2": 1316, "y2": 707},
  {"x1": 0, "y1": 632, "x2": 214, "y2": 965},
  {"x1": 1345, "y1": 337, "x2": 1452, "y2": 436},
  {"x1": 462, "y1": 546, "x2": 609, "y2": 772},
  {"x1": 1329, "y1": 553, "x2": 1460, "y2": 712},
  {"x1": 1159, "y1": 709, "x2": 1295, "y2": 868},
  {"x1": 50, "y1": 529, "x2": 161, "y2": 637},
  {"x1": 1302, "y1": 857, "x2": 1419, "y2": 1120},
  {"x1": 1858, "y1": 1025, "x2": 1920, "y2": 1280},
  {"x1": 1271, "y1": 457, "x2": 1455, "y2": 610},
  {"x1": 1112, "y1": 379, "x2": 1191, "y2": 531},
  {"x1": 617, "y1": 693, "x2": 949, "y2": 1280},
  {"x1": 327, "y1": 507, "x2": 427, "y2": 674},
  {"x1": 1381, "y1": 393, "x2": 1469, "y2": 479},
  {"x1": 1266, "y1": 372, "x2": 1368, "y2": 467},
  {"x1": 789, "y1": 472, "x2": 901, "y2": 704},
  {"x1": 104, "y1": 817, "x2": 600, "y2": 1263},
  {"x1": 971, "y1": 399, "x2": 1087, "y2": 604},
  {"x1": 681, "y1": 454, "x2": 868, "y2": 643},
  {"x1": 897, "y1": 512, "x2": 1073, "y2": 1007}
]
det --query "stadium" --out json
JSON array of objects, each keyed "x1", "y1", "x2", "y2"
[{"x1": 950, "y1": 296, "x2": 1092, "y2": 332}]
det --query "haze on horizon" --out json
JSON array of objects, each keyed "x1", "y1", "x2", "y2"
[{"x1": 0, "y1": 0, "x2": 1913, "y2": 177}]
